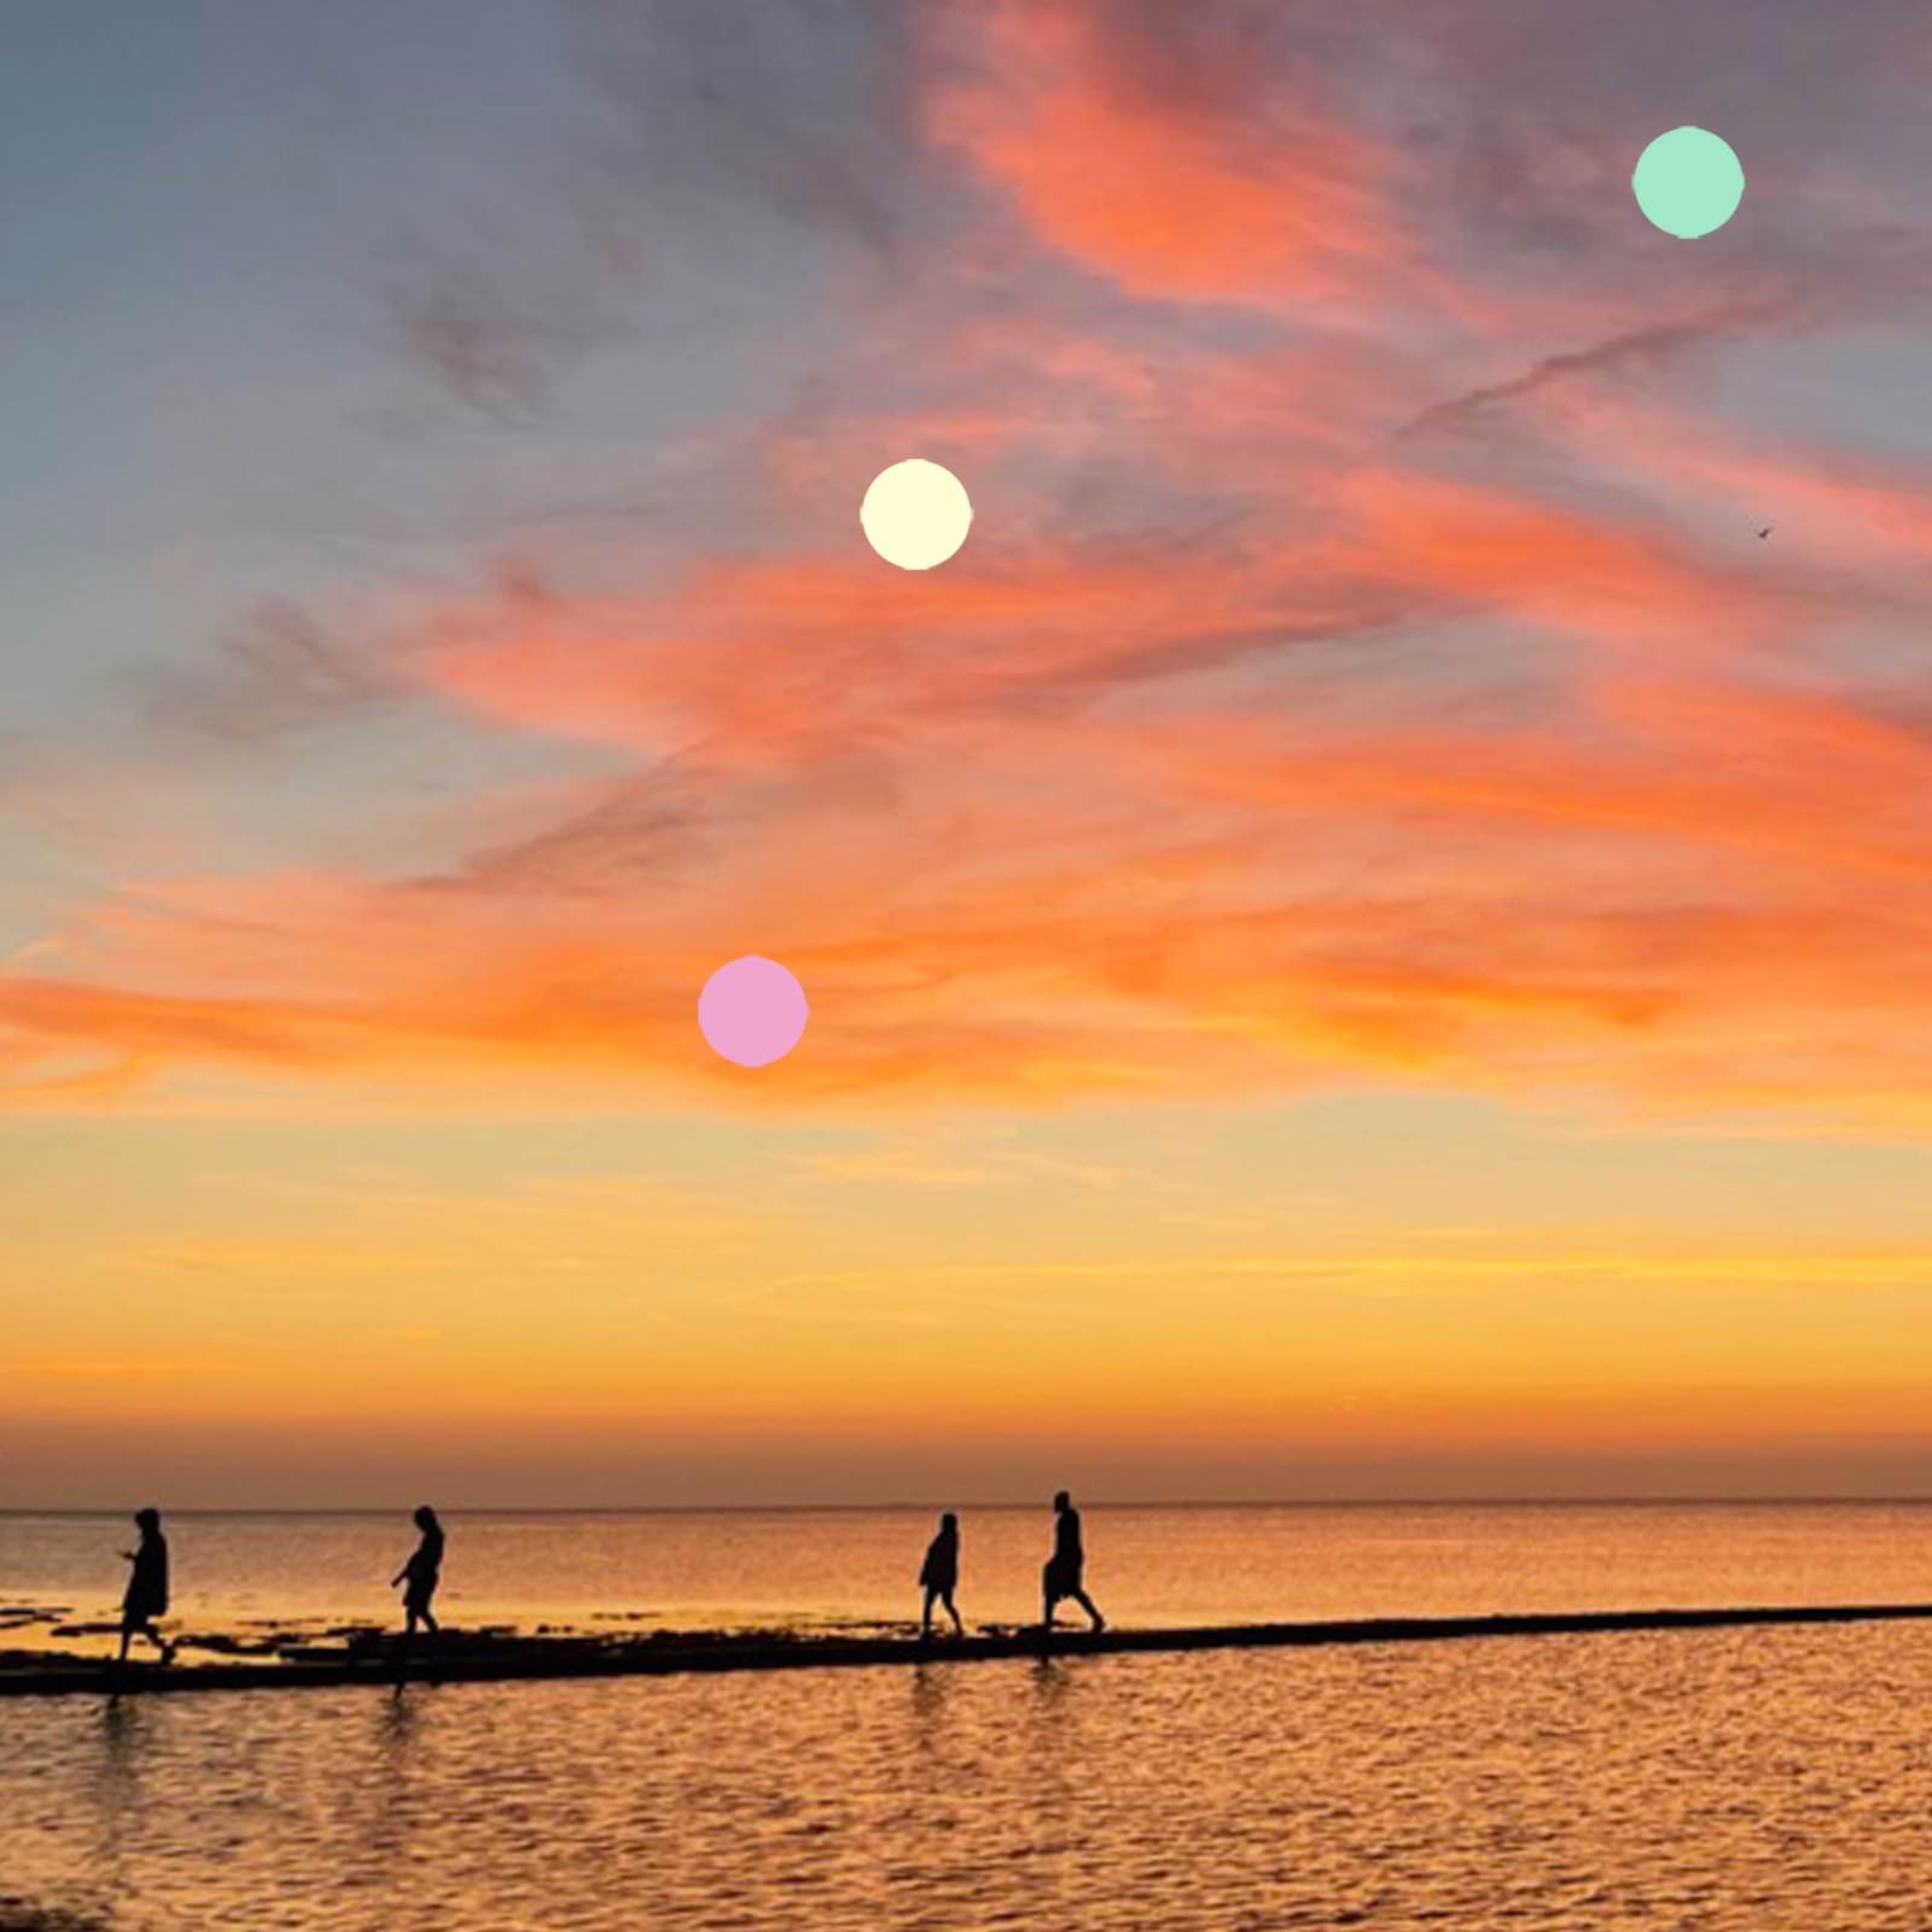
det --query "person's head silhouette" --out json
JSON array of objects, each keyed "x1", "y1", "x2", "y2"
[
  {"x1": 413, "y1": 1506, "x2": 439, "y2": 1534},
  {"x1": 940, "y1": 1511, "x2": 958, "y2": 1533},
  {"x1": 134, "y1": 1507, "x2": 161, "y2": 1535},
  {"x1": 1053, "y1": 1490, "x2": 1070, "y2": 1513}
]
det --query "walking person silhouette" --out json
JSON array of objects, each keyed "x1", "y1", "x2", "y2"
[
  {"x1": 1041, "y1": 1490, "x2": 1104, "y2": 1632},
  {"x1": 117, "y1": 1508, "x2": 176, "y2": 1667},
  {"x1": 918, "y1": 1510, "x2": 965, "y2": 1640},
  {"x1": 391, "y1": 1506, "x2": 445, "y2": 1642}
]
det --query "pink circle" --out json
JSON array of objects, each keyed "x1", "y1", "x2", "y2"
[{"x1": 697, "y1": 956, "x2": 810, "y2": 1068}]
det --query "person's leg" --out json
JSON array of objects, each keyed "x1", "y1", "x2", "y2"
[
  {"x1": 1073, "y1": 1588, "x2": 1105, "y2": 1632},
  {"x1": 944, "y1": 1589, "x2": 963, "y2": 1637},
  {"x1": 125, "y1": 1619, "x2": 172, "y2": 1662},
  {"x1": 921, "y1": 1586, "x2": 935, "y2": 1638},
  {"x1": 422, "y1": 1602, "x2": 439, "y2": 1638}
]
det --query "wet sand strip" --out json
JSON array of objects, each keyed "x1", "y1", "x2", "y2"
[{"x1": 6, "y1": 1601, "x2": 1932, "y2": 1700}]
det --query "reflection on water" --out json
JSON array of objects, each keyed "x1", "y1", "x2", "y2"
[
  {"x1": 6, "y1": 1622, "x2": 1930, "y2": 1929},
  {"x1": 84, "y1": 1697, "x2": 147, "y2": 1906}
]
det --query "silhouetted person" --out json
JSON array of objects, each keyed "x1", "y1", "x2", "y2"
[
  {"x1": 391, "y1": 1506, "x2": 444, "y2": 1640},
  {"x1": 1041, "y1": 1490, "x2": 1104, "y2": 1632},
  {"x1": 918, "y1": 1511, "x2": 964, "y2": 1640},
  {"x1": 117, "y1": 1508, "x2": 175, "y2": 1667}
]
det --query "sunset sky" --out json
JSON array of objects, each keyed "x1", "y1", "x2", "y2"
[{"x1": 7, "y1": 0, "x2": 1932, "y2": 1507}]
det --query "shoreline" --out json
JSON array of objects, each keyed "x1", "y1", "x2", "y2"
[{"x1": 7, "y1": 1600, "x2": 1932, "y2": 1700}]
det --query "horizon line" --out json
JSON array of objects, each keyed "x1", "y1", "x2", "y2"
[{"x1": 8, "y1": 1493, "x2": 1932, "y2": 1517}]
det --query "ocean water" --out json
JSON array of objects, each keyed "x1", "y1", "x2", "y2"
[
  {"x1": 5, "y1": 1500, "x2": 1930, "y2": 1636},
  {"x1": 4, "y1": 1504, "x2": 1932, "y2": 1931}
]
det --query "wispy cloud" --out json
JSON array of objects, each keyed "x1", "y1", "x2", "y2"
[{"x1": 143, "y1": 601, "x2": 402, "y2": 744}]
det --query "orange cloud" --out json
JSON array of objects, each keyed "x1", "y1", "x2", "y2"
[
  {"x1": 922, "y1": 0, "x2": 1399, "y2": 305},
  {"x1": 13, "y1": 396, "x2": 1932, "y2": 1127}
]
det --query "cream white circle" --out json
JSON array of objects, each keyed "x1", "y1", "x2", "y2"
[{"x1": 860, "y1": 459, "x2": 973, "y2": 571}]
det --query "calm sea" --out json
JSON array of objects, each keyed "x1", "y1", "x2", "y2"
[{"x1": 4, "y1": 1502, "x2": 1930, "y2": 1930}]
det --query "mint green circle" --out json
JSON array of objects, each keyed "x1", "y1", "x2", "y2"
[{"x1": 1632, "y1": 126, "x2": 1744, "y2": 238}]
